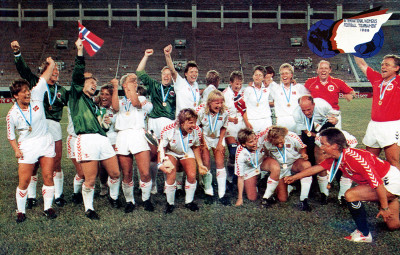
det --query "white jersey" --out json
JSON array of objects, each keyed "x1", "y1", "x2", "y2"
[
  {"x1": 7, "y1": 77, "x2": 48, "y2": 142},
  {"x1": 269, "y1": 83, "x2": 309, "y2": 118},
  {"x1": 174, "y1": 74, "x2": 200, "y2": 116},
  {"x1": 160, "y1": 122, "x2": 202, "y2": 157},
  {"x1": 115, "y1": 95, "x2": 153, "y2": 131},
  {"x1": 243, "y1": 83, "x2": 271, "y2": 120},
  {"x1": 293, "y1": 98, "x2": 338, "y2": 135},
  {"x1": 200, "y1": 84, "x2": 217, "y2": 104},
  {"x1": 196, "y1": 104, "x2": 229, "y2": 138},
  {"x1": 235, "y1": 128, "x2": 270, "y2": 179},
  {"x1": 263, "y1": 131, "x2": 306, "y2": 166}
]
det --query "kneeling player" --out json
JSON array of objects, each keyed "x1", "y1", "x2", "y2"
[{"x1": 285, "y1": 128, "x2": 400, "y2": 242}]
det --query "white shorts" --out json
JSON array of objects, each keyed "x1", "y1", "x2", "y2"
[
  {"x1": 166, "y1": 148, "x2": 195, "y2": 160},
  {"x1": 148, "y1": 117, "x2": 175, "y2": 139},
  {"x1": 75, "y1": 133, "x2": 116, "y2": 162},
  {"x1": 226, "y1": 121, "x2": 245, "y2": 139},
  {"x1": 107, "y1": 131, "x2": 117, "y2": 146},
  {"x1": 276, "y1": 116, "x2": 296, "y2": 132},
  {"x1": 383, "y1": 166, "x2": 400, "y2": 196},
  {"x1": 242, "y1": 168, "x2": 261, "y2": 181},
  {"x1": 46, "y1": 119, "x2": 62, "y2": 141},
  {"x1": 279, "y1": 164, "x2": 293, "y2": 179},
  {"x1": 66, "y1": 134, "x2": 77, "y2": 159},
  {"x1": 18, "y1": 133, "x2": 55, "y2": 164},
  {"x1": 115, "y1": 129, "x2": 150, "y2": 155},
  {"x1": 363, "y1": 120, "x2": 400, "y2": 148},
  {"x1": 249, "y1": 118, "x2": 272, "y2": 134},
  {"x1": 335, "y1": 114, "x2": 342, "y2": 130},
  {"x1": 204, "y1": 135, "x2": 226, "y2": 149}
]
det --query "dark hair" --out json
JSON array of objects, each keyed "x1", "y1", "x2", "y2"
[
  {"x1": 253, "y1": 65, "x2": 266, "y2": 76},
  {"x1": 320, "y1": 128, "x2": 349, "y2": 151},
  {"x1": 229, "y1": 71, "x2": 243, "y2": 83},
  {"x1": 237, "y1": 128, "x2": 256, "y2": 145},
  {"x1": 265, "y1": 66, "x2": 275, "y2": 77},
  {"x1": 184, "y1": 61, "x2": 199, "y2": 74},
  {"x1": 100, "y1": 84, "x2": 113, "y2": 95},
  {"x1": 205, "y1": 70, "x2": 220, "y2": 86},
  {"x1": 177, "y1": 108, "x2": 198, "y2": 127},
  {"x1": 383, "y1": 54, "x2": 400, "y2": 74},
  {"x1": 10, "y1": 79, "x2": 30, "y2": 97},
  {"x1": 137, "y1": 85, "x2": 147, "y2": 97}
]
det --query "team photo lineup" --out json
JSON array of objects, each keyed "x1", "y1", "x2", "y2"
[{"x1": 6, "y1": 20, "x2": 400, "y2": 246}]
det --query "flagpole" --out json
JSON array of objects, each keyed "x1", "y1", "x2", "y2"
[{"x1": 115, "y1": 24, "x2": 125, "y2": 79}]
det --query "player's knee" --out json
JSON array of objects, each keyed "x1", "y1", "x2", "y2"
[
  {"x1": 247, "y1": 193, "x2": 258, "y2": 201},
  {"x1": 387, "y1": 222, "x2": 400, "y2": 231},
  {"x1": 344, "y1": 189, "x2": 356, "y2": 202}
]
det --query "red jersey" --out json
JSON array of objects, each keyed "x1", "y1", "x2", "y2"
[
  {"x1": 366, "y1": 67, "x2": 400, "y2": 122},
  {"x1": 320, "y1": 148, "x2": 390, "y2": 189},
  {"x1": 304, "y1": 76, "x2": 353, "y2": 110}
]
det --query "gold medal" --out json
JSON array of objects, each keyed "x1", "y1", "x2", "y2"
[
  {"x1": 327, "y1": 183, "x2": 331, "y2": 190},
  {"x1": 162, "y1": 102, "x2": 167, "y2": 107},
  {"x1": 126, "y1": 111, "x2": 130, "y2": 116},
  {"x1": 194, "y1": 103, "x2": 197, "y2": 107},
  {"x1": 255, "y1": 168, "x2": 260, "y2": 174},
  {"x1": 378, "y1": 100, "x2": 382, "y2": 105},
  {"x1": 28, "y1": 126, "x2": 32, "y2": 132},
  {"x1": 287, "y1": 103, "x2": 290, "y2": 107},
  {"x1": 257, "y1": 103, "x2": 259, "y2": 107},
  {"x1": 210, "y1": 133, "x2": 215, "y2": 138},
  {"x1": 307, "y1": 131, "x2": 312, "y2": 137},
  {"x1": 282, "y1": 164, "x2": 288, "y2": 169},
  {"x1": 184, "y1": 153, "x2": 189, "y2": 158},
  {"x1": 48, "y1": 106, "x2": 52, "y2": 110}
]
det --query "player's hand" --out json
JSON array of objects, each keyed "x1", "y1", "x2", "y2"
[
  {"x1": 229, "y1": 117, "x2": 238, "y2": 124},
  {"x1": 376, "y1": 208, "x2": 392, "y2": 222},
  {"x1": 15, "y1": 149, "x2": 23, "y2": 159},
  {"x1": 343, "y1": 93, "x2": 353, "y2": 102},
  {"x1": 198, "y1": 165, "x2": 208, "y2": 175},
  {"x1": 284, "y1": 175, "x2": 297, "y2": 184},
  {"x1": 164, "y1": 44, "x2": 172, "y2": 55},
  {"x1": 235, "y1": 198, "x2": 243, "y2": 207},
  {"x1": 144, "y1": 49, "x2": 154, "y2": 56},
  {"x1": 110, "y1": 78, "x2": 119, "y2": 89},
  {"x1": 301, "y1": 153, "x2": 309, "y2": 161},
  {"x1": 327, "y1": 116, "x2": 338, "y2": 125},
  {"x1": 11, "y1": 41, "x2": 20, "y2": 53},
  {"x1": 103, "y1": 115, "x2": 111, "y2": 125},
  {"x1": 75, "y1": 38, "x2": 83, "y2": 50},
  {"x1": 46, "y1": 57, "x2": 55, "y2": 66}
]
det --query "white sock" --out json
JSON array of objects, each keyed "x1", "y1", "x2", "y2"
[
  {"x1": 317, "y1": 175, "x2": 329, "y2": 196},
  {"x1": 82, "y1": 183, "x2": 95, "y2": 211},
  {"x1": 287, "y1": 185, "x2": 294, "y2": 195},
  {"x1": 42, "y1": 185, "x2": 55, "y2": 211},
  {"x1": 16, "y1": 187, "x2": 28, "y2": 214},
  {"x1": 27, "y1": 175, "x2": 38, "y2": 199},
  {"x1": 176, "y1": 172, "x2": 184, "y2": 190},
  {"x1": 338, "y1": 176, "x2": 353, "y2": 199},
  {"x1": 53, "y1": 171, "x2": 64, "y2": 199},
  {"x1": 202, "y1": 171, "x2": 214, "y2": 196},
  {"x1": 300, "y1": 176, "x2": 312, "y2": 201},
  {"x1": 140, "y1": 180, "x2": 152, "y2": 202},
  {"x1": 263, "y1": 177, "x2": 278, "y2": 199},
  {"x1": 185, "y1": 180, "x2": 197, "y2": 204},
  {"x1": 122, "y1": 181, "x2": 135, "y2": 203},
  {"x1": 165, "y1": 181, "x2": 176, "y2": 205},
  {"x1": 216, "y1": 168, "x2": 227, "y2": 198},
  {"x1": 107, "y1": 176, "x2": 120, "y2": 200},
  {"x1": 73, "y1": 174, "x2": 84, "y2": 193},
  {"x1": 260, "y1": 171, "x2": 267, "y2": 179}
]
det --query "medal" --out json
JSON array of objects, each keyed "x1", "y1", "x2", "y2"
[
  {"x1": 256, "y1": 103, "x2": 259, "y2": 107},
  {"x1": 328, "y1": 152, "x2": 343, "y2": 187},
  {"x1": 327, "y1": 183, "x2": 331, "y2": 190},
  {"x1": 126, "y1": 111, "x2": 130, "y2": 116},
  {"x1": 304, "y1": 113, "x2": 314, "y2": 137},
  {"x1": 162, "y1": 102, "x2": 167, "y2": 107},
  {"x1": 48, "y1": 106, "x2": 52, "y2": 110},
  {"x1": 28, "y1": 126, "x2": 32, "y2": 132},
  {"x1": 307, "y1": 131, "x2": 312, "y2": 137},
  {"x1": 184, "y1": 153, "x2": 189, "y2": 158},
  {"x1": 378, "y1": 100, "x2": 382, "y2": 105},
  {"x1": 210, "y1": 133, "x2": 215, "y2": 138},
  {"x1": 194, "y1": 103, "x2": 197, "y2": 107},
  {"x1": 282, "y1": 164, "x2": 288, "y2": 169},
  {"x1": 255, "y1": 168, "x2": 260, "y2": 174},
  {"x1": 282, "y1": 83, "x2": 292, "y2": 108},
  {"x1": 252, "y1": 84, "x2": 263, "y2": 108},
  {"x1": 16, "y1": 102, "x2": 32, "y2": 133},
  {"x1": 287, "y1": 103, "x2": 290, "y2": 107},
  {"x1": 184, "y1": 78, "x2": 197, "y2": 108},
  {"x1": 247, "y1": 148, "x2": 260, "y2": 172},
  {"x1": 378, "y1": 77, "x2": 395, "y2": 106},
  {"x1": 208, "y1": 112, "x2": 220, "y2": 139},
  {"x1": 45, "y1": 83, "x2": 57, "y2": 111},
  {"x1": 124, "y1": 96, "x2": 131, "y2": 115},
  {"x1": 179, "y1": 128, "x2": 190, "y2": 158},
  {"x1": 277, "y1": 145, "x2": 287, "y2": 168},
  {"x1": 160, "y1": 85, "x2": 171, "y2": 108}
]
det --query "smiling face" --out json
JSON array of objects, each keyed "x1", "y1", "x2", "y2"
[
  {"x1": 185, "y1": 67, "x2": 198, "y2": 85},
  {"x1": 317, "y1": 62, "x2": 331, "y2": 82},
  {"x1": 230, "y1": 78, "x2": 243, "y2": 94},
  {"x1": 99, "y1": 88, "x2": 112, "y2": 108},
  {"x1": 83, "y1": 78, "x2": 97, "y2": 97},
  {"x1": 271, "y1": 136, "x2": 285, "y2": 149},
  {"x1": 48, "y1": 65, "x2": 59, "y2": 85},
  {"x1": 279, "y1": 67, "x2": 293, "y2": 86},
  {"x1": 161, "y1": 68, "x2": 172, "y2": 86},
  {"x1": 243, "y1": 134, "x2": 258, "y2": 152},
  {"x1": 319, "y1": 136, "x2": 339, "y2": 159},
  {"x1": 181, "y1": 118, "x2": 197, "y2": 134},
  {"x1": 381, "y1": 57, "x2": 399, "y2": 81},
  {"x1": 209, "y1": 98, "x2": 224, "y2": 114},
  {"x1": 14, "y1": 85, "x2": 31, "y2": 107}
]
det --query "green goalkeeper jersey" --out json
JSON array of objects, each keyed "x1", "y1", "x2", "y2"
[
  {"x1": 14, "y1": 54, "x2": 68, "y2": 122},
  {"x1": 137, "y1": 70, "x2": 176, "y2": 120},
  {"x1": 69, "y1": 56, "x2": 106, "y2": 136}
]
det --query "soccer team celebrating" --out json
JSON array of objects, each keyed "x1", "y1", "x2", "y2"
[{"x1": 6, "y1": 38, "x2": 400, "y2": 243}]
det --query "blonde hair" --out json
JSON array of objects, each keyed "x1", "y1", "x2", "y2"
[
  {"x1": 205, "y1": 90, "x2": 226, "y2": 114},
  {"x1": 279, "y1": 63, "x2": 294, "y2": 75},
  {"x1": 267, "y1": 126, "x2": 288, "y2": 145}
]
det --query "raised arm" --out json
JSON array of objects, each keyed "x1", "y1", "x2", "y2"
[
  {"x1": 111, "y1": 78, "x2": 120, "y2": 112},
  {"x1": 354, "y1": 56, "x2": 369, "y2": 76},
  {"x1": 136, "y1": 49, "x2": 154, "y2": 72},
  {"x1": 11, "y1": 40, "x2": 39, "y2": 88},
  {"x1": 40, "y1": 57, "x2": 56, "y2": 82},
  {"x1": 164, "y1": 44, "x2": 177, "y2": 81}
]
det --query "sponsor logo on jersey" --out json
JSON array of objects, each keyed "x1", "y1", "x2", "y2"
[
  {"x1": 33, "y1": 105, "x2": 39, "y2": 111},
  {"x1": 328, "y1": 85, "x2": 335, "y2": 92}
]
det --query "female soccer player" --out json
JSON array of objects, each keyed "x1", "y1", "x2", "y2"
[{"x1": 7, "y1": 57, "x2": 57, "y2": 223}]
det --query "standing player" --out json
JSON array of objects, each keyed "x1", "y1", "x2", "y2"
[
  {"x1": 196, "y1": 90, "x2": 230, "y2": 205},
  {"x1": 200, "y1": 70, "x2": 220, "y2": 104},
  {"x1": 112, "y1": 74, "x2": 154, "y2": 212},
  {"x1": 285, "y1": 128, "x2": 400, "y2": 242},
  {"x1": 264, "y1": 66, "x2": 277, "y2": 87},
  {"x1": 7, "y1": 57, "x2": 57, "y2": 223},
  {"x1": 11, "y1": 41, "x2": 68, "y2": 207},
  {"x1": 304, "y1": 60, "x2": 355, "y2": 129},
  {"x1": 354, "y1": 55, "x2": 400, "y2": 169},
  {"x1": 158, "y1": 109, "x2": 208, "y2": 213},
  {"x1": 69, "y1": 38, "x2": 121, "y2": 220}
]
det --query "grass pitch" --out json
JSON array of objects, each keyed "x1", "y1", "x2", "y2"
[{"x1": 1, "y1": 98, "x2": 400, "y2": 254}]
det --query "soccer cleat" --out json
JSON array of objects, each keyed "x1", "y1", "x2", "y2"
[
  {"x1": 26, "y1": 198, "x2": 38, "y2": 209},
  {"x1": 108, "y1": 197, "x2": 122, "y2": 208},
  {"x1": 16, "y1": 212, "x2": 27, "y2": 223},
  {"x1": 338, "y1": 196, "x2": 347, "y2": 208},
  {"x1": 151, "y1": 185, "x2": 158, "y2": 195},
  {"x1": 143, "y1": 199, "x2": 155, "y2": 212},
  {"x1": 185, "y1": 202, "x2": 199, "y2": 211},
  {"x1": 43, "y1": 208, "x2": 57, "y2": 219},
  {"x1": 85, "y1": 209, "x2": 100, "y2": 220},
  {"x1": 164, "y1": 203, "x2": 175, "y2": 214},
  {"x1": 218, "y1": 196, "x2": 231, "y2": 206},
  {"x1": 54, "y1": 195, "x2": 66, "y2": 207},
  {"x1": 72, "y1": 193, "x2": 83, "y2": 204},
  {"x1": 204, "y1": 194, "x2": 215, "y2": 205},
  {"x1": 124, "y1": 202, "x2": 136, "y2": 213},
  {"x1": 344, "y1": 229, "x2": 373, "y2": 243},
  {"x1": 299, "y1": 199, "x2": 312, "y2": 212},
  {"x1": 99, "y1": 186, "x2": 108, "y2": 197},
  {"x1": 261, "y1": 197, "x2": 276, "y2": 209},
  {"x1": 176, "y1": 189, "x2": 185, "y2": 198},
  {"x1": 320, "y1": 193, "x2": 328, "y2": 205}
]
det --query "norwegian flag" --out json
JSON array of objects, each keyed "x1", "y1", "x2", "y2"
[{"x1": 78, "y1": 21, "x2": 104, "y2": 56}]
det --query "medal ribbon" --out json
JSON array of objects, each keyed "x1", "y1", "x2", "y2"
[
  {"x1": 379, "y1": 76, "x2": 396, "y2": 101},
  {"x1": 328, "y1": 152, "x2": 343, "y2": 183},
  {"x1": 276, "y1": 145, "x2": 287, "y2": 164},
  {"x1": 45, "y1": 83, "x2": 58, "y2": 108},
  {"x1": 282, "y1": 83, "x2": 292, "y2": 105},
  {"x1": 160, "y1": 85, "x2": 171, "y2": 104},
  {"x1": 16, "y1": 103, "x2": 32, "y2": 129},
  {"x1": 124, "y1": 96, "x2": 132, "y2": 112},
  {"x1": 252, "y1": 83, "x2": 263, "y2": 105},
  {"x1": 304, "y1": 113, "x2": 314, "y2": 132},
  {"x1": 207, "y1": 112, "x2": 220, "y2": 135},
  {"x1": 179, "y1": 128, "x2": 190, "y2": 154},
  {"x1": 247, "y1": 148, "x2": 259, "y2": 169},
  {"x1": 185, "y1": 79, "x2": 197, "y2": 105}
]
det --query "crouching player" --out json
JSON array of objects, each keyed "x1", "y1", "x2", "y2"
[
  {"x1": 234, "y1": 128, "x2": 280, "y2": 206},
  {"x1": 7, "y1": 57, "x2": 57, "y2": 223},
  {"x1": 158, "y1": 109, "x2": 208, "y2": 213},
  {"x1": 262, "y1": 126, "x2": 312, "y2": 211},
  {"x1": 285, "y1": 128, "x2": 400, "y2": 242}
]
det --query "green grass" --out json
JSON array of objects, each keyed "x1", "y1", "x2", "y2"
[{"x1": 1, "y1": 98, "x2": 400, "y2": 254}]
